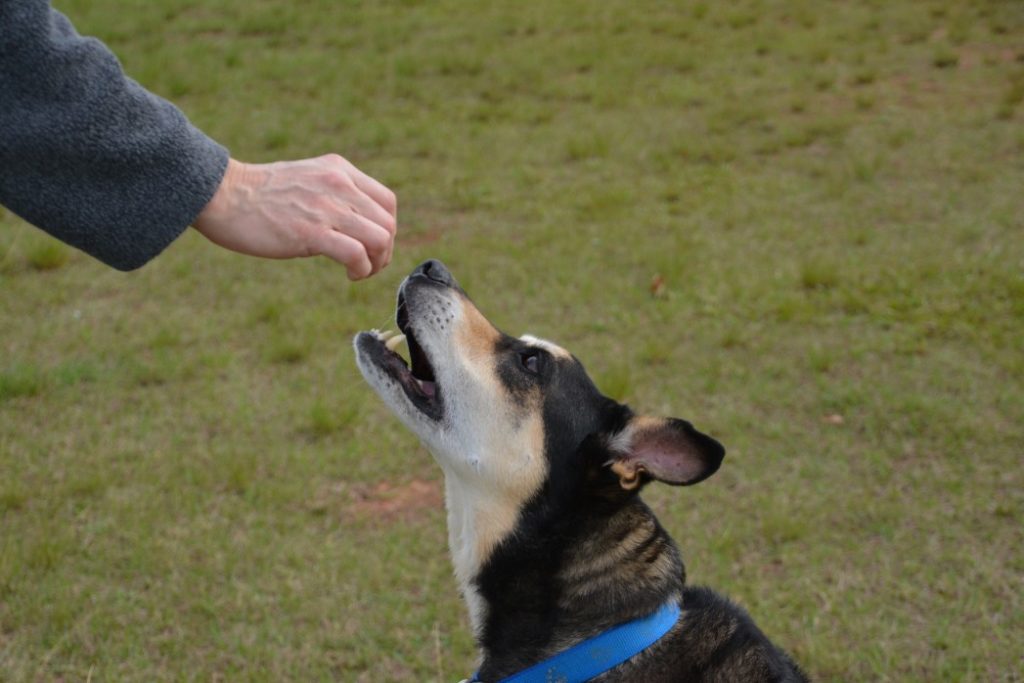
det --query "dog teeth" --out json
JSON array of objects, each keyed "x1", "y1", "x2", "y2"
[
  {"x1": 385, "y1": 333, "x2": 406, "y2": 351},
  {"x1": 378, "y1": 329, "x2": 395, "y2": 341}
]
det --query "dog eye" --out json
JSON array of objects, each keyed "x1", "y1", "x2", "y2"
[{"x1": 520, "y1": 351, "x2": 540, "y2": 374}]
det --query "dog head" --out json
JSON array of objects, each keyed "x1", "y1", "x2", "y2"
[{"x1": 354, "y1": 260, "x2": 724, "y2": 626}]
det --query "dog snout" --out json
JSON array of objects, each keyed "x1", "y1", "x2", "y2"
[{"x1": 411, "y1": 259, "x2": 457, "y2": 288}]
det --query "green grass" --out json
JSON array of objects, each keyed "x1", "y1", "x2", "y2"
[
  {"x1": 26, "y1": 241, "x2": 70, "y2": 272},
  {"x1": 2, "y1": 0, "x2": 1023, "y2": 680}
]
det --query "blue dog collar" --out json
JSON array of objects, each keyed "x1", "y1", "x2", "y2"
[{"x1": 469, "y1": 599, "x2": 681, "y2": 683}]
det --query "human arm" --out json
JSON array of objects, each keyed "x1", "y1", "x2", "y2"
[
  {"x1": 0, "y1": 0, "x2": 396, "y2": 277},
  {"x1": 0, "y1": 0, "x2": 228, "y2": 271}
]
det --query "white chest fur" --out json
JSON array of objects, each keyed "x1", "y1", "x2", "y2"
[{"x1": 441, "y1": 470, "x2": 529, "y2": 637}]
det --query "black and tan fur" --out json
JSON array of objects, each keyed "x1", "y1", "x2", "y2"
[{"x1": 355, "y1": 260, "x2": 808, "y2": 682}]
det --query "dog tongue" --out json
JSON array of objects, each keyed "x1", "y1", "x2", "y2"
[{"x1": 416, "y1": 378, "x2": 437, "y2": 398}]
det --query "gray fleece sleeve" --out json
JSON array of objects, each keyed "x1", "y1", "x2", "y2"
[{"x1": 0, "y1": 0, "x2": 229, "y2": 271}]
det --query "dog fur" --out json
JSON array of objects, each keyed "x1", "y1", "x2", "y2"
[{"x1": 355, "y1": 260, "x2": 809, "y2": 682}]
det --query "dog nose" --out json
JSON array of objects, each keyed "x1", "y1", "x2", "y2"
[{"x1": 411, "y1": 259, "x2": 456, "y2": 287}]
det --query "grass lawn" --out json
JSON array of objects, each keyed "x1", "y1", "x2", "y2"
[{"x1": 2, "y1": 0, "x2": 1023, "y2": 680}]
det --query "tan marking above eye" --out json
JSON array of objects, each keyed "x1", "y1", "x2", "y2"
[{"x1": 519, "y1": 334, "x2": 572, "y2": 360}]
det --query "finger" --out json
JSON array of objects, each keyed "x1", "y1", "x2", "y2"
[
  {"x1": 343, "y1": 190, "x2": 395, "y2": 270},
  {"x1": 345, "y1": 187, "x2": 396, "y2": 238},
  {"x1": 334, "y1": 211, "x2": 392, "y2": 274},
  {"x1": 318, "y1": 154, "x2": 396, "y2": 267},
  {"x1": 310, "y1": 229, "x2": 372, "y2": 280},
  {"x1": 346, "y1": 165, "x2": 397, "y2": 220},
  {"x1": 355, "y1": 177, "x2": 396, "y2": 266}
]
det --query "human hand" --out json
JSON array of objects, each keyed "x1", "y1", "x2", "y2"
[{"x1": 192, "y1": 155, "x2": 397, "y2": 280}]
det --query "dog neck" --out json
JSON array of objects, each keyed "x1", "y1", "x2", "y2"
[
  {"x1": 464, "y1": 493, "x2": 686, "y2": 681},
  {"x1": 441, "y1": 468, "x2": 527, "y2": 638}
]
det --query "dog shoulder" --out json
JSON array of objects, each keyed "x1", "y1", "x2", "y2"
[{"x1": 671, "y1": 586, "x2": 810, "y2": 682}]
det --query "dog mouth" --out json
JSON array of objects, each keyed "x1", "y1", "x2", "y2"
[
  {"x1": 358, "y1": 290, "x2": 442, "y2": 420},
  {"x1": 396, "y1": 290, "x2": 439, "y2": 397}
]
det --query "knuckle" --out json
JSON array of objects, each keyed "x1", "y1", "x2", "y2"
[
  {"x1": 360, "y1": 232, "x2": 388, "y2": 257},
  {"x1": 321, "y1": 152, "x2": 346, "y2": 167},
  {"x1": 325, "y1": 170, "x2": 355, "y2": 193}
]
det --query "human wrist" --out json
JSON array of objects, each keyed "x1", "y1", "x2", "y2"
[{"x1": 193, "y1": 158, "x2": 256, "y2": 232}]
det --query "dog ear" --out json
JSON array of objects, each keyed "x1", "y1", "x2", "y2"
[{"x1": 607, "y1": 416, "x2": 725, "y2": 490}]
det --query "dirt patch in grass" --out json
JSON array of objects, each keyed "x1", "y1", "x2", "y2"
[{"x1": 347, "y1": 478, "x2": 443, "y2": 524}]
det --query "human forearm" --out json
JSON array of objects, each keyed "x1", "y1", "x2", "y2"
[{"x1": 0, "y1": 0, "x2": 229, "y2": 270}]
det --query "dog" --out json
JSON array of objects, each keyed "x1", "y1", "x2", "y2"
[{"x1": 354, "y1": 260, "x2": 809, "y2": 682}]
